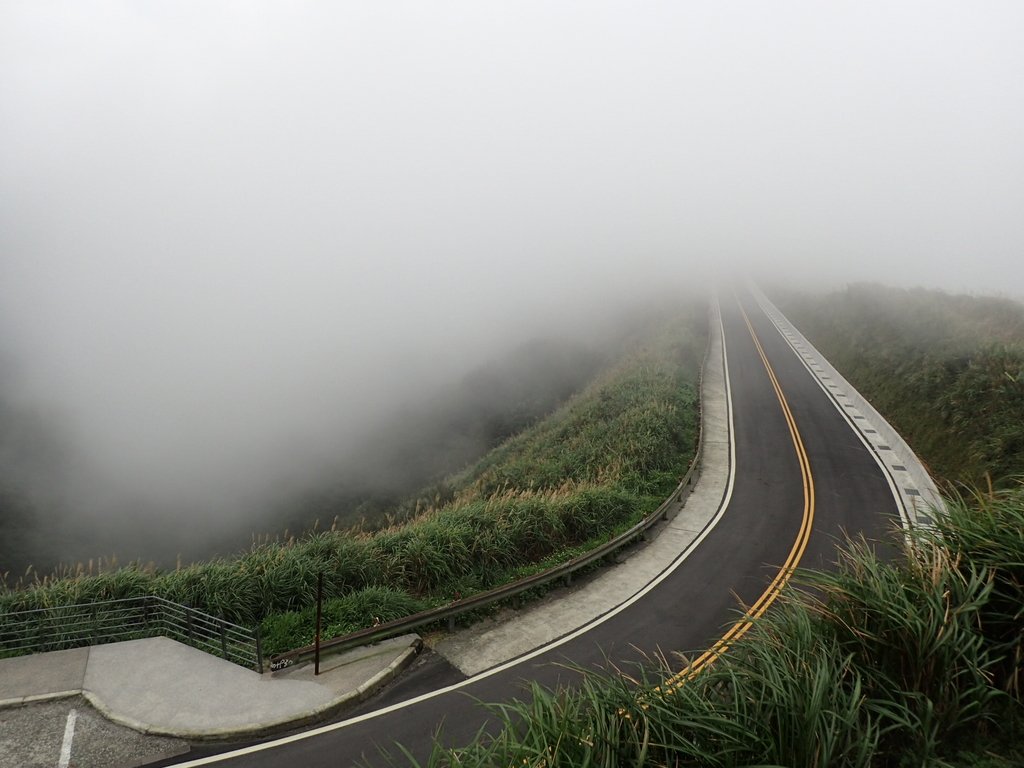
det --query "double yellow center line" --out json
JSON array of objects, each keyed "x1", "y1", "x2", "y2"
[{"x1": 667, "y1": 300, "x2": 815, "y2": 685}]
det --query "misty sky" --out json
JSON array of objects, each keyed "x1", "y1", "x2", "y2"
[{"x1": 2, "y1": 2, "x2": 1023, "y2": 557}]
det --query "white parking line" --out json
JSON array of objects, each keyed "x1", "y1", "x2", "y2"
[{"x1": 57, "y1": 708, "x2": 77, "y2": 768}]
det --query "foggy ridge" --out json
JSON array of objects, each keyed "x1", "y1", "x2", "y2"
[{"x1": 2, "y1": 3, "x2": 1022, "y2": 580}]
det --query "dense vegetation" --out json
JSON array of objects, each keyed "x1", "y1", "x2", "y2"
[
  {"x1": 416, "y1": 486, "x2": 1024, "y2": 768},
  {"x1": 774, "y1": 283, "x2": 1024, "y2": 489},
  {"x1": 0, "y1": 304, "x2": 705, "y2": 657}
]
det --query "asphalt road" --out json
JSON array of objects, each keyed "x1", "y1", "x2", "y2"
[{"x1": 162, "y1": 288, "x2": 903, "y2": 767}]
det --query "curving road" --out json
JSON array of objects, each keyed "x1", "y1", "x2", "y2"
[{"x1": 163, "y1": 287, "x2": 905, "y2": 767}]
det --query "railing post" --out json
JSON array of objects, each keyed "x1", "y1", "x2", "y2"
[
  {"x1": 36, "y1": 609, "x2": 46, "y2": 650},
  {"x1": 254, "y1": 625, "x2": 263, "y2": 673},
  {"x1": 185, "y1": 605, "x2": 195, "y2": 643},
  {"x1": 219, "y1": 616, "x2": 229, "y2": 660}
]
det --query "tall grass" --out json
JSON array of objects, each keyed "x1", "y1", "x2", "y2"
[
  {"x1": 0, "y1": 306, "x2": 705, "y2": 656},
  {"x1": 928, "y1": 485, "x2": 1024, "y2": 699},
  {"x1": 416, "y1": 485, "x2": 1024, "y2": 768}
]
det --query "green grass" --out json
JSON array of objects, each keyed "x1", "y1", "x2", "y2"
[
  {"x1": 0, "y1": 303, "x2": 705, "y2": 657},
  {"x1": 413, "y1": 484, "x2": 1024, "y2": 768}
]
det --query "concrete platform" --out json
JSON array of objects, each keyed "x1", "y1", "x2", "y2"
[
  {"x1": 0, "y1": 634, "x2": 421, "y2": 740},
  {"x1": 0, "y1": 646, "x2": 89, "y2": 706}
]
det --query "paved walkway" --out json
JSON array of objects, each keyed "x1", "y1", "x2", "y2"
[{"x1": 0, "y1": 634, "x2": 420, "y2": 740}]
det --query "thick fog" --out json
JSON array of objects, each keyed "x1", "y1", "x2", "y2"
[{"x1": 2, "y1": 3, "x2": 1023, "y2": 572}]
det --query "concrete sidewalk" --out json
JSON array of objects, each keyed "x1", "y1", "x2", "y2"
[{"x1": 0, "y1": 634, "x2": 421, "y2": 740}]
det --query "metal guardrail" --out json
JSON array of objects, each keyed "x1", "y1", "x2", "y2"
[
  {"x1": 0, "y1": 596, "x2": 262, "y2": 671},
  {"x1": 271, "y1": 463, "x2": 701, "y2": 670},
  {"x1": 271, "y1": 305, "x2": 714, "y2": 671}
]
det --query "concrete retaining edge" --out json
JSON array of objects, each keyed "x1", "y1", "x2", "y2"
[
  {"x1": 0, "y1": 689, "x2": 82, "y2": 708},
  {"x1": 752, "y1": 284, "x2": 946, "y2": 528}
]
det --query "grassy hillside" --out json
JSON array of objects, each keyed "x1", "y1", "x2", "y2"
[
  {"x1": 773, "y1": 283, "x2": 1024, "y2": 489},
  {"x1": 0, "y1": 302, "x2": 706, "y2": 656}
]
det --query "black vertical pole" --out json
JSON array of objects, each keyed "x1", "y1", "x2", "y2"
[{"x1": 314, "y1": 571, "x2": 324, "y2": 676}]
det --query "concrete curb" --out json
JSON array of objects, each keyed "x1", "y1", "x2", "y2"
[
  {"x1": 81, "y1": 636, "x2": 422, "y2": 741},
  {"x1": 751, "y1": 285, "x2": 946, "y2": 528},
  {"x1": 0, "y1": 689, "x2": 81, "y2": 708}
]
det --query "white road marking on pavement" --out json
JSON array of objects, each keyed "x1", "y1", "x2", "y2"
[{"x1": 58, "y1": 708, "x2": 78, "y2": 768}]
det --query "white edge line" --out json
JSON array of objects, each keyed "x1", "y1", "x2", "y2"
[
  {"x1": 57, "y1": 708, "x2": 78, "y2": 768},
  {"x1": 171, "y1": 295, "x2": 739, "y2": 766},
  {"x1": 749, "y1": 287, "x2": 911, "y2": 532}
]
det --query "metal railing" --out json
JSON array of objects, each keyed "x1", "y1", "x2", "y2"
[
  {"x1": 270, "y1": 303, "x2": 716, "y2": 670},
  {"x1": 0, "y1": 596, "x2": 262, "y2": 671}
]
